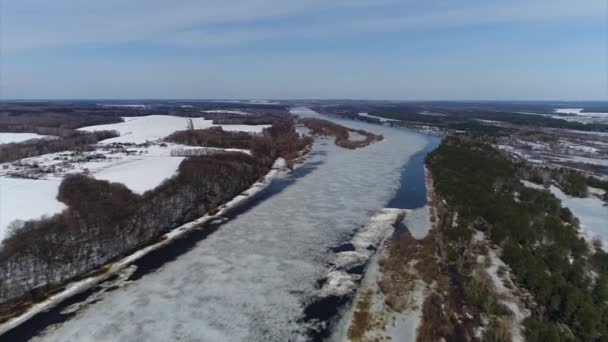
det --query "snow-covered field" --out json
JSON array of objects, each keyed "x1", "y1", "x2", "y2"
[
  {"x1": 79, "y1": 115, "x2": 199, "y2": 144},
  {"x1": 554, "y1": 108, "x2": 608, "y2": 117},
  {"x1": 551, "y1": 108, "x2": 608, "y2": 124},
  {"x1": 0, "y1": 133, "x2": 54, "y2": 144},
  {"x1": 0, "y1": 178, "x2": 66, "y2": 242},
  {"x1": 550, "y1": 186, "x2": 608, "y2": 249},
  {"x1": 93, "y1": 157, "x2": 184, "y2": 194},
  {"x1": 1, "y1": 112, "x2": 268, "y2": 241},
  {"x1": 30, "y1": 108, "x2": 428, "y2": 342},
  {"x1": 79, "y1": 115, "x2": 268, "y2": 144},
  {"x1": 202, "y1": 109, "x2": 251, "y2": 115},
  {"x1": 0, "y1": 142, "x2": 248, "y2": 238},
  {"x1": 521, "y1": 179, "x2": 608, "y2": 248}
]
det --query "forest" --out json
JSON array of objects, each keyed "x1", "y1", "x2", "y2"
[
  {"x1": 314, "y1": 104, "x2": 608, "y2": 132},
  {"x1": 0, "y1": 130, "x2": 118, "y2": 163},
  {"x1": 426, "y1": 136, "x2": 608, "y2": 341},
  {"x1": 0, "y1": 120, "x2": 311, "y2": 320},
  {"x1": 300, "y1": 118, "x2": 383, "y2": 149},
  {"x1": 519, "y1": 164, "x2": 608, "y2": 202}
]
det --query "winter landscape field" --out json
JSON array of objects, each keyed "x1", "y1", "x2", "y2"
[
  {"x1": 1, "y1": 97, "x2": 608, "y2": 342},
  {"x1": 2, "y1": 1, "x2": 608, "y2": 340}
]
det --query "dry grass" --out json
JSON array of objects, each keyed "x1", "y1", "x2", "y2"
[
  {"x1": 347, "y1": 289, "x2": 375, "y2": 341},
  {"x1": 482, "y1": 318, "x2": 513, "y2": 342},
  {"x1": 378, "y1": 225, "x2": 440, "y2": 312}
]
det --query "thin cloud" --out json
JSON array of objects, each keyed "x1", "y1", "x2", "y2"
[{"x1": 1, "y1": 0, "x2": 604, "y2": 51}]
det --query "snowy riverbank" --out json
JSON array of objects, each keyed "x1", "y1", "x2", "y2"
[{"x1": 0, "y1": 158, "x2": 287, "y2": 337}]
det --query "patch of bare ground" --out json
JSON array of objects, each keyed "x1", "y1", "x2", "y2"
[
  {"x1": 378, "y1": 228, "x2": 438, "y2": 313},
  {"x1": 414, "y1": 176, "x2": 487, "y2": 341},
  {"x1": 347, "y1": 289, "x2": 379, "y2": 342}
]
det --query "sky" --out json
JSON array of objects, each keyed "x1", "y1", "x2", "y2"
[{"x1": 1, "y1": 0, "x2": 606, "y2": 100}]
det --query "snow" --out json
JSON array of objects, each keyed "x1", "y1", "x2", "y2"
[
  {"x1": 562, "y1": 142, "x2": 600, "y2": 154},
  {"x1": 0, "y1": 178, "x2": 66, "y2": 242},
  {"x1": 0, "y1": 142, "x2": 251, "y2": 238},
  {"x1": 404, "y1": 206, "x2": 431, "y2": 240},
  {"x1": 79, "y1": 115, "x2": 269, "y2": 144},
  {"x1": 348, "y1": 132, "x2": 367, "y2": 141},
  {"x1": 518, "y1": 140, "x2": 546, "y2": 150},
  {"x1": 94, "y1": 157, "x2": 184, "y2": 194},
  {"x1": 554, "y1": 108, "x2": 608, "y2": 117},
  {"x1": 521, "y1": 180, "x2": 545, "y2": 190},
  {"x1": 79, "y1": 115, "x2": 196, "y2": 144},
  {"x1": 550, "y1": 185, "x2": 608, "y2": 249},
  {"x1": 98, "y1": 104, "x2": 147, "y2": 109},
  {"x1": 485, "y1": 250, "x2": 529, "y2": 341},
  {"x1": 358, "y1": 112, "x2": 400, "y2": 123},
  {"x1": 202, "y1": 109, "x2": 251, "y2": 115},
  {"x1": 0, "y1": 133, "x2": 54, "y2": 144},
  {"x1": 29, "y1": 107, "x2": 428, "y2": 342},
  {"x1": 322, "y1": 208, "x2": 405, "y2": 297},
  {"x1": 563, "y1": 129, "x2": 608, "y2": 137},
  {"x1": 332, "y1": 210, "x2": 425, "y2": 342},
  {"x1": 0, "y1": 158, "x2": 287, "y2": 337},
  {"x1": 552, "y1": 155, "x2": 608, "y2": 167}
]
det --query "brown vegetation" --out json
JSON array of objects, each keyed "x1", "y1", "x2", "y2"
[
  {"x1": 378, "y1": 228, "x2": 438, "y2": 312},
  {"x1": 166, "y1": 126, "x2": 256, "y2": 149},
  {"x1": 166, "y1": 120, "x2": 312, "y2": 168},
  {"x1": 347, "y1": 289, "x2": 376, "y2": 341},
  {"x1": 300, "y1": 118, "x2": 382, "y2": 149}
]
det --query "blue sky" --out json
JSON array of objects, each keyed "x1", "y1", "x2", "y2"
[{"x1": 1, "y1": 0, "x2": 606, "y2": 100}]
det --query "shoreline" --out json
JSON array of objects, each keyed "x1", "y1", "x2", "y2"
[
  {"x1": 333, "y1": 167, "x2": 437, "y2": 341},
  {"x1": 0, "y1": 157, "x2": 288, "y2": 337}
]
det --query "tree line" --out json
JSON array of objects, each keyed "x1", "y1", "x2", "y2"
[
  {"x1": 0, "y1": 130, "x2": 118, "y2": 164},
  {"x1": 300, "y1": 118, "x2": 382, "y2": 149},
  {"x1": 426, "y1": 136, "x2": 608, "y2": 341}
]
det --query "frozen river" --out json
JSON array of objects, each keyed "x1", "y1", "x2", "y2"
[{"x1": 20, "y1": 108, "x2": 431, "y2": 341}]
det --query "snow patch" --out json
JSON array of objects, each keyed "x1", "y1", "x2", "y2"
[
  {"x1": 322, "y1": 209, "x2": 405, "y2": 297},
  {"x1": 202, "y1": 109, "x2": 251, "y2": 115},
  {"x1": 0, "y1": 133, "x2": 55, "y2": 144},
  {"x1": 79, "y1": 115, "x2": 269, "y2": 144},
  {"x1": 0, "y1": 178, "x2": 66, "y2": 242},
  {"x1": 403, "y1": 206, "x2": 431, "y2": 240},
  {"x1": 550, "y1": 185, "x2": 608, "y2": 249},
  {"x1": 93, "y1": 157, "x2": 184, "y2": 194},
  {"x1": 520, "y1": 180, "x2": 545, "y2": 190}
]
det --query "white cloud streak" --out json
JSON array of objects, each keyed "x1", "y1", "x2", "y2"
[{"x1": 1, "y1": 0, "x2": 604, "y2": 52}]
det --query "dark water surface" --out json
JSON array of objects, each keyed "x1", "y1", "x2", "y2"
[{"x1": 387, "y1": 135, "x2": 441, "y2": 210}]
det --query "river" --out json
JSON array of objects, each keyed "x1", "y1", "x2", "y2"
[{"x1": 9, "y1": 108, "x2": 438, "y2": 342}]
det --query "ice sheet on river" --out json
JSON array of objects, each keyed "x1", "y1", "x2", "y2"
[{"x1": 33, "y1": 107, "x2": 428, "y2": 342}]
